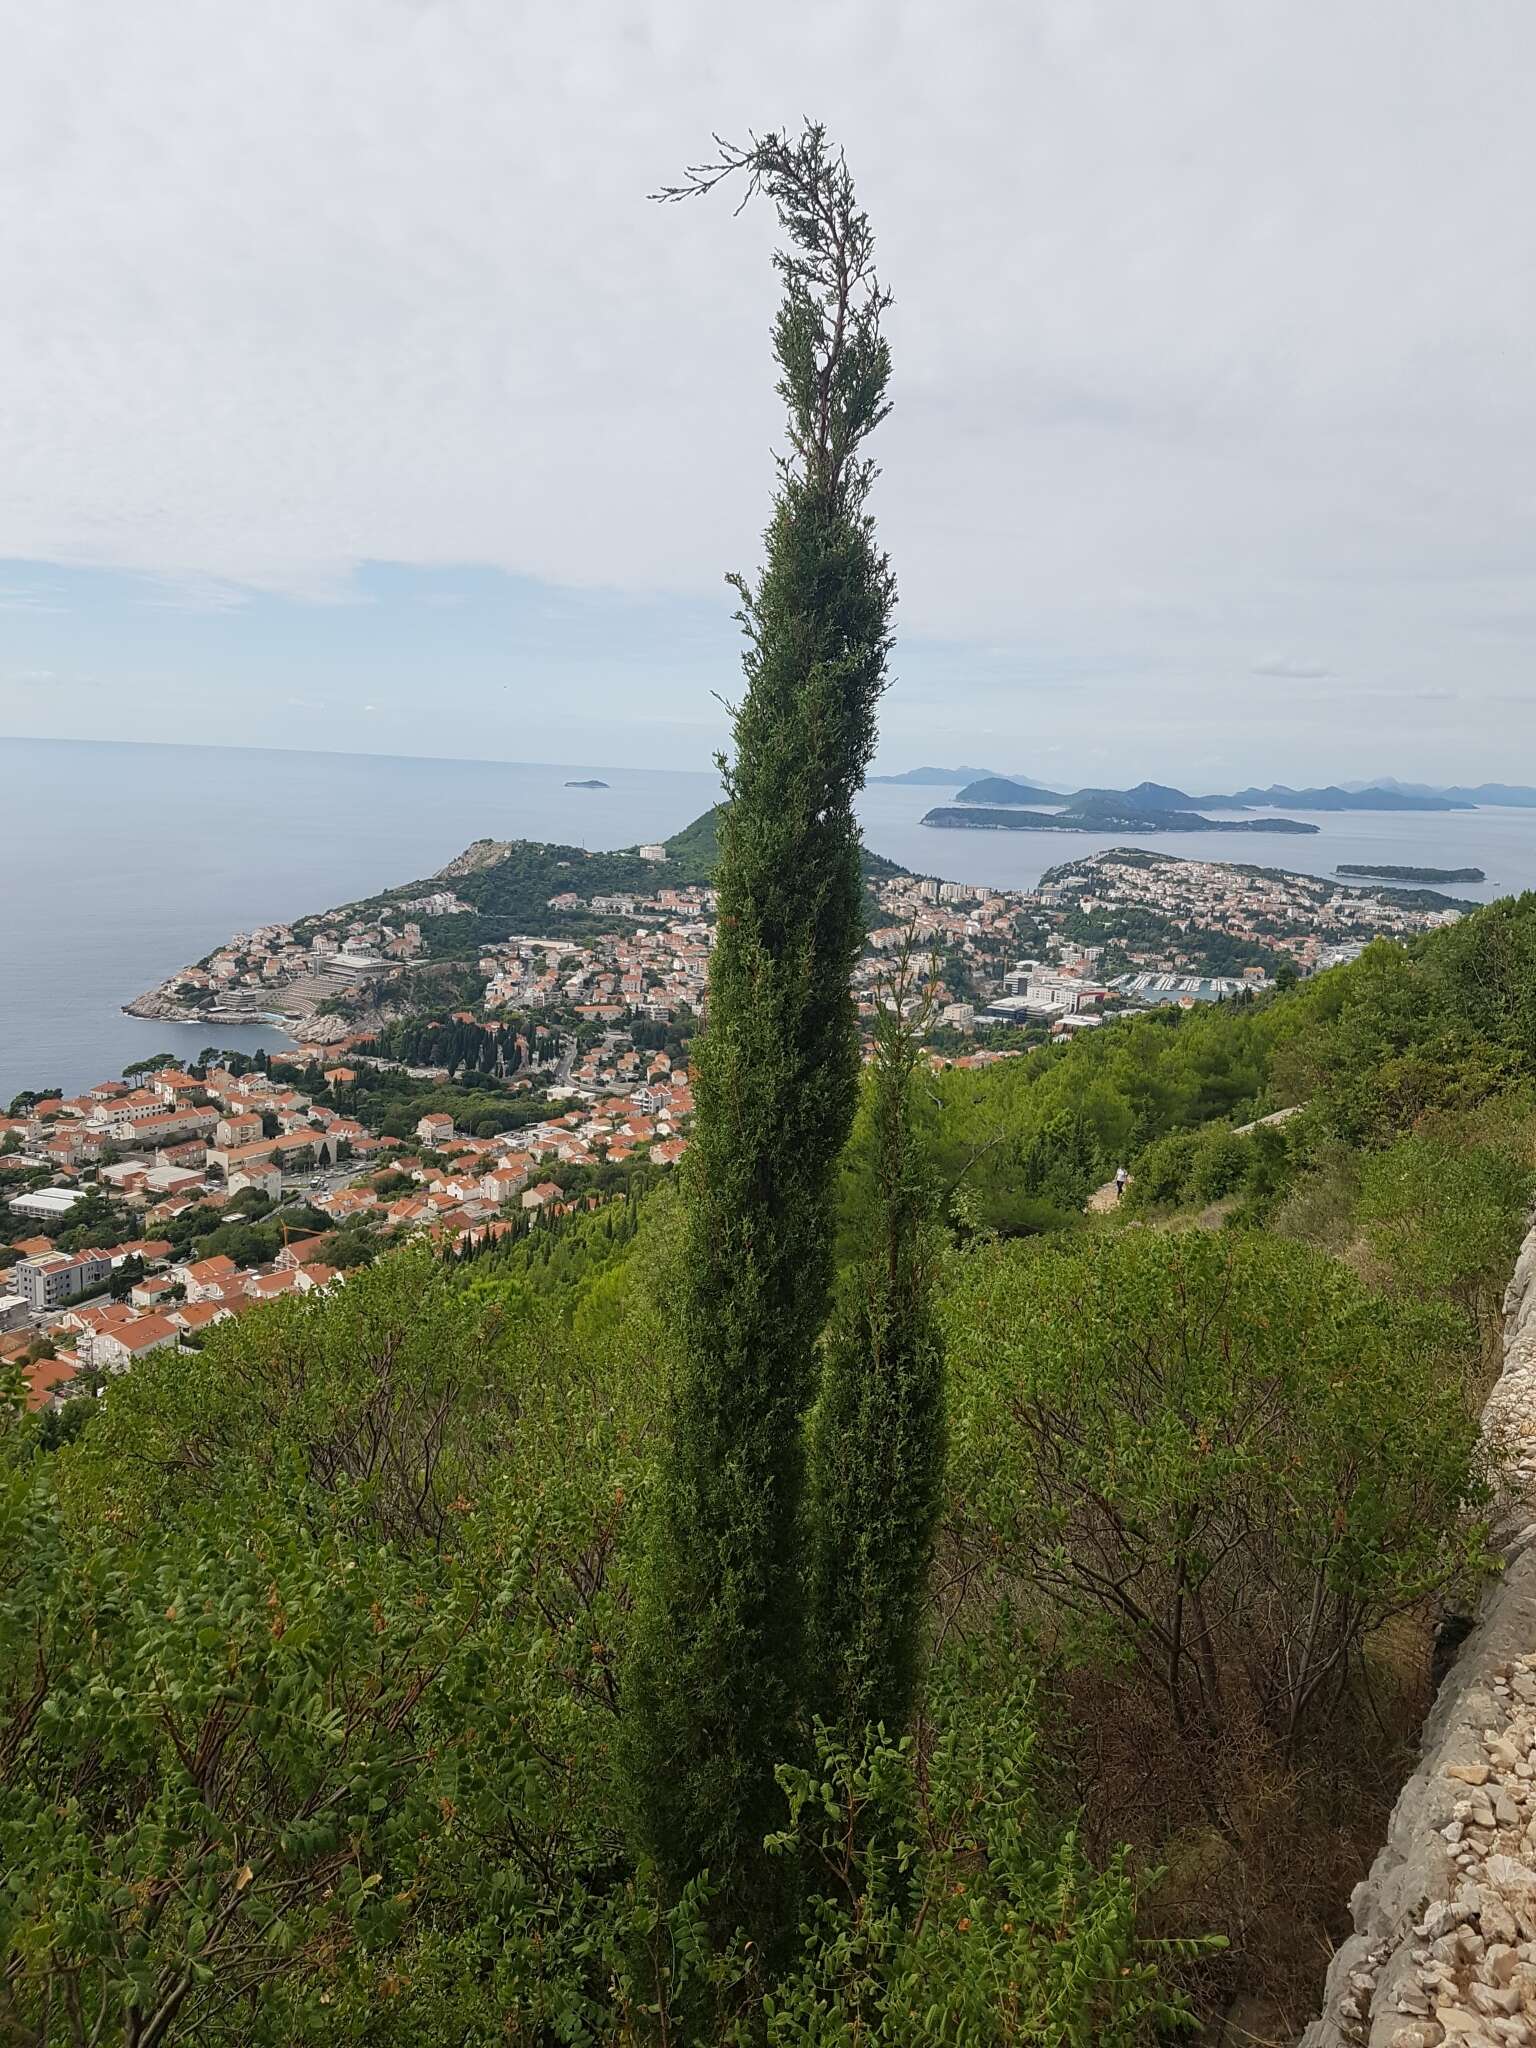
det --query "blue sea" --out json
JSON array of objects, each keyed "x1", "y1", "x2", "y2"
[{"x1": 5, "y1": 736, "x2": 1535, "y2": 1102}]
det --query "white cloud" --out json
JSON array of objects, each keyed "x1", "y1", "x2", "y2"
[{"x1": 2, "y1": 0, "x2": 1535, "y2": 764}]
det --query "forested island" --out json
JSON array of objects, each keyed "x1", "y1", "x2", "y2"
[
  {"x1": 564, "y1": 777, "x2": 609, "y2": 788},
  {"x1": 923, "y1": 799, "x2": 1320, "y2": 834},
  {"x1": 1337, "y1": 862, "x2": 1486, "y2": 883}
]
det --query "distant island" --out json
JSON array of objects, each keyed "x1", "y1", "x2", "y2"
[
  {"x1": 877, "y1": 768, "x2": 1536, "y2": 810},
  {"x1": 948, "y1": 775, "x2": 1473, "y2": 815},
  {"x1": 1337, "y1": 863, "x2": 1486, "y2": 884},
  {"x1": 867, "y1": 764, "x2": 1001, "y2": 785},
  {"x1": 1358, "y1": 779, "x2": 1536, "y2": 807},
  {"x1": 564, "y1": 778, "x2": 609, "y2": 789},
  {"x1": 923, "y1": 801, "x2": 1320, "y2": 836},
  {"x1": 1216, "y1": 784, "x2": 1471, "y2": 812},
  {"x1": 952, "y1": 775, "x2": 1065, "y2": 805}
]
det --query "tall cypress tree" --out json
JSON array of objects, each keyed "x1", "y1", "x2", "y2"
[
  {"x1": 623, "y1": 125, "x2": 895, "y2": 1924},
  {"x1": 806, "y1": 967, "x2": 946, "y2": 1740}
]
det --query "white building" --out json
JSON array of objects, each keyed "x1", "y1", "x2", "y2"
[{"x1": 8, "y1": 1186, "x2": 89, "y2": 1221}]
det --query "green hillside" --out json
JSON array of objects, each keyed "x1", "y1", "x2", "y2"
[
  {"x1": 8, "y1": 111, "x2": 1535, "y2": 2048},
  {"x1": 664, "y1": 803, "x2": 913, "y2": 883},
  {"x1": 7, "y1": 889, "x2": 1535, "y2": 2039},
  {"x1": 297, "y1": 809, "x2": 911, "y2": 966}
]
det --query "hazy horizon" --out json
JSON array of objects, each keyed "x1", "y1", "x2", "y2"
[{"x1": 4, "y1": 730, "x2": 1533, "y2": 799}]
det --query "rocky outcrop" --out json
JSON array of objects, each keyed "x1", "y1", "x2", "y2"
[
  {"x1": 1301, "y1": 1223, "x2": 1536, "y2": 2048},
  {"x1": 122, "y1": 991, "x2": 205, "y2": 1022},
  {"x1": 434, "y1": 838, "x2": 514, "y2": 879},
  {"x1": 287, "y1": 1012, "x2": 360, "y2": 1045}
]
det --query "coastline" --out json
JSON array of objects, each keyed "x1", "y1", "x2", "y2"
[{"x1": 120, "y1": 990, "x2": 336, "y2": 1045}]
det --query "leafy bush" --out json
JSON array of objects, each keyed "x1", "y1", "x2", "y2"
[
  {"x1": 0, "y1": 1250, "x2": 1192, "y2": 2044},
  {"x1": 1123, "y1": 1130, "x2": 1201, "y2": 1210},
  {"x1": 1359, "y1": 1132, "x2": 1533, "y2": 1335},
  {"x1": 945, "y1": 1230, "x2": 1491, "y2": 1750},
  {"x1": 1183, "y1": 1128, "x2": 1251, "y2": 1203},
  {"x1": 760, "y1": 1647, "x2": 1212, "y2": 2044}
]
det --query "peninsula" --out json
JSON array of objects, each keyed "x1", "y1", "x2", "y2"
[{"x1": 1336, "y1": 863, "x2": 1486, "y2": 884}]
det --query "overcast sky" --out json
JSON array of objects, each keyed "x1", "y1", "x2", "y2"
[{"x1": 3, "y1": 1, "x2": 1533, "y2": 784}]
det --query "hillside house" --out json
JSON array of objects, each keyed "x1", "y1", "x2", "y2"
[
  {"x1": 171, "y1": 1254, "x2": 239, "y2": 1302},
  {"x1": 94, "y1": 1316, "x2": 180, "y2": 1371}
]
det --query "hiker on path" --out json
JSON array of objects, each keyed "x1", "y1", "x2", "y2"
[{"x1": 1114, "y1": 1164, "x2": 1129, "y2": 1201}]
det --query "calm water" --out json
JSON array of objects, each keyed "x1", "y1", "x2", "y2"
[
  {"x1": 1, "y1": 739, "x2": 720, "y2": 1101},
  {"x1": 856, "y1": 783, "x2": 1536, "y2": 904},
  {"x1": 5, "y1": 736, "x2": 1536, "y2": 1101}
]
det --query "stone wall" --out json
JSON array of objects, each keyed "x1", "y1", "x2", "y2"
[{"x1": 1301, "y1": 1224, "x2": 1536, "y2": 2048}]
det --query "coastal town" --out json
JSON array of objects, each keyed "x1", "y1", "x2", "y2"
[
  {"x1": 862, "y1": 847, "x2": 1466, "y2": 1031},
  {"x1": 0, "y1": 1032, "x2": 695, "y2": 1416},
  {"x1": 3, "y1": 838, "x2": 1471, "y2": 1417},
  {"x1": 122, "y1": 861, "x2": 725, "y2": 1043}
]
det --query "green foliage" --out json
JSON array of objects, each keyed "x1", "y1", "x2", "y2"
[
  {"x1": 1017, "y1": 1105, "x2": 1101, "y2": 1213},
  {"x1": 1061, "y1": 902, "x2": 1287, "y2": 978},
  {"x1": 356, "y1": 1015, "x2": 520, "y2": 1076},
  {"x1": 8, "y1": 1088, "x2": 62, "y2": 1116},
  {"x1": 1359, "y1": 1131, "x2": 1533, "y2": 1328},
  {"x1": 1427, "y1": 890, "x2": 1536, "y2": 1052},
  {"x1": 1, "y1": 1254, "x2": 669, "y2": 2045},
  {"x1": 0, "y1": 1241, "x2": 1192, "y2": 2045},
  {"x1": 625, "y1": 125, "x2": 897, "y2": 1927},
  {"x1": 905, "y1": 999, "x2": 1279, "y2": 1237},
  {"x1": 806, "y1": 994, "x2": 945, "y2": 1739},
  {"x1": 666, "y1": 804, "x2": 907, "y2": 891},
  {"x1": 759, "y1": 1651, "x2": 1210, "y2": 2044},
  {"x1": 1183, "y1": 1126, "x2": 1251, "y2": 1202},
  {"x1": 0, "y1": 1470, "x2": 488, "y2": 2044},
  {"x1": 122, "y1": 1052, "x2": 178, "y2": 1076},
  {"x1": 1123, "y1": 1129, "x2": 1201, "y2": 1209},
  {"x1": 1125, "y1": 1123, "x2": 1260, "y2": 1214},
  {"x1": 1266, "y1": 934, "x2": 1527, "y2": 1146},
  {"x1": 945, "y1": 1230, "x2": 1491, "y2": 1748},
  {"x1": 461, "y1": 1188, "x2": 650, "y2": 1314}
]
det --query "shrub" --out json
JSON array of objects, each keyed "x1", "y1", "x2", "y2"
[
  {"x1": 762, "y1": 1647, "x2": 1212, "y2": 2044},
  {"x1": 1359, "y1": 1133, "x2": 1533, "y2": 1339},
  {"x1": 944, "y1": 1230, "x2": 1490, "y2": 1751},
  {"x1": 1124, "y1": 1130, "x2": 1201, "y2": 1210},
  {"x1": 1183, "y1": 1127, "x2": 1250, "y2": 1203}
]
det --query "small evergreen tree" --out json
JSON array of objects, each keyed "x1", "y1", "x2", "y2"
[
  {"x1": 806, "y1": 959, "x2": 946, "y2": 1739},
  {"x1": 624, "y1": 125, "x2": 895, "y2": 1925}
]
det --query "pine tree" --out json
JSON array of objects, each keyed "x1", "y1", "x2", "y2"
[
  {"x1": 623, "y1": 125, "x2": 895, "y2": 1925},
  {"x1": 806, "y1": 961, "x2": 946, "y2": 1740}
]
